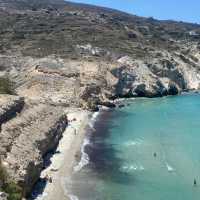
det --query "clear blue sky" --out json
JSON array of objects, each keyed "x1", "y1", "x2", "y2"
[{"x1": 67, "y1": 0, "x2": 200, "y2": 24}]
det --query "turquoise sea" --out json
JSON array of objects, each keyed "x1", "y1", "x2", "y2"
[{"x1": 68, "y1": 93, "x2": 200, "y2": 200}]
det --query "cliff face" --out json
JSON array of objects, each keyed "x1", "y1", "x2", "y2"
[
  {"x1": 0, "y1": 99, "x2": 67, "y2": 196},
  {"x1": 0, "y1": 0, "x2": 200, "y2": 106},
  {"x1": 0, "y1": 0, "x2": 200, "y2": 197}
]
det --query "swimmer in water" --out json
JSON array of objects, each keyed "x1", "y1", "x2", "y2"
[
  {"x1": 153, "y1": 152, "x2": 157, "y2": 157},
  {"x1": 194, "y1": 179, "x2": 197, "y2": 186}
]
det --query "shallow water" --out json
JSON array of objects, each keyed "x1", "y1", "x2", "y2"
[{"x1": 67, "y1": 93, "x2": 200, "y2": 200}]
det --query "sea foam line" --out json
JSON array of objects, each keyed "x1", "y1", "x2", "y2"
[
  {"x1": 88, "y1": 111, "x2": 99, "y2": 130},
  {"x1": 166, "y1": 162, "x2": 175, "y2": 172},
  {"x1": 74, "y1": 111, "x2": 100, "y2": 172},
  {"x1": 124, "y1": 138, "x2": 143, "y2": 147},
  {"x1": 73, "y1": 137, "x2": 90, "y2": 172},
  {"x1": 68, "y1": 194, "x2": 79, "y2": 200},
  {"x1": 121, "y1": 164, "x2": 145, "y2": 172}
]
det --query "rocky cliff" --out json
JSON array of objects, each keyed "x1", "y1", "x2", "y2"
[
  {"x1": 0, "y1": 0, "x2": 200, "y2": 198},
  {"x1": 0, "y1": 98, "x2": 67, "y2": 196}
]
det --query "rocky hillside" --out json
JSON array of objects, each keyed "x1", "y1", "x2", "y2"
[
  {"x1": 0, "y1": 0, "x2": 200, "y2": 198},
  {"x1": 0, "y1": 0, "x2": 200, "y2": 107}
]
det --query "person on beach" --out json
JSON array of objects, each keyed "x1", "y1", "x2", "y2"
[
  {"x1": 49, "y1": 176, "x2": 53, "y2": 183},
  {"x1": 44, "y1": 174, "x2": 53, "y2": 183}
]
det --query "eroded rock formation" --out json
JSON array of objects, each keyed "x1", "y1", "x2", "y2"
[{"x1": 0, "y1": 99, "x2": 67, "y2": 196}]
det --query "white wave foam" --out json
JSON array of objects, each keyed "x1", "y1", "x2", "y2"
[
  {"x1": 73, "y1": 137, "x2": 90, "y2": 172},
  {"x1": 166, "y1": 163, "x2": 175, "y2": 172},
  {"x1": 114, "y1": 97, "x2": 135, "y2": 103},
  {"x1": 68, "y1": 194, "x2": 79, "y2": 200},
  {"x1": 74, "y1": 111, "x2": 101, "y2": 172},
  {"x1": 88, "y1": 111, "x2": 99, "y2": 130},
  {"x1": 32, "y1": 192, "x2": 48, "y2": 200},
  {"x1": 121, "y1": 164, "x2": 144, "y2": 172},
  {"x1": 124, "y1": 139, "x2": 143, "y2": 147},
  {"x1": 98, "y1": 105, "x2": 111, "y2": 110},
  {"x1": 92, "y1": 111, "x2": 99, "y2": 120}
]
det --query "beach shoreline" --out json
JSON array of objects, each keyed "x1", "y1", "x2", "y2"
[{"x1": 32, "y1": 108, "x2": 92, "y2": 200}]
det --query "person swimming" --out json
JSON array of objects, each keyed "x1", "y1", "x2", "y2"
[
  {"x1": 194, "y1": 179, "x2": 197, "y2": 186},
  {"x1": 153, "y1": 152, "x2": 157, "y2": 157}
]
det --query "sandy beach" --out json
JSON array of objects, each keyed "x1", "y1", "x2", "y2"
[{"x1": 32, "y1": 108, "x2": 92, "y2": 200}]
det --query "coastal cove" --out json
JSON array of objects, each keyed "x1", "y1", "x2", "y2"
[
  {"x1": 67, "y1": 93, "x2": 200, "y2": 200},
  {"x1": 2, "y1": 1, "x2": 200, "y2": 199}
]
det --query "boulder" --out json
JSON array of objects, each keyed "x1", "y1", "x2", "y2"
[
  {"x1": 168, "y1": 82, "x2": 179, "y2": 95},
  {"x1": 0, "y1": 192, "x2": 8, "y2": 200}
]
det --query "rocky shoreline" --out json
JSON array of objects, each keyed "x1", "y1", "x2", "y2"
[{"x1": 31, "y1": 109, "x2": 91, "y2": 200}]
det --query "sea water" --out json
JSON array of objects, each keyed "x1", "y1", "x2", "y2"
[{"x1": 67, "y1": 93, "x2": 200, "y2": 200}]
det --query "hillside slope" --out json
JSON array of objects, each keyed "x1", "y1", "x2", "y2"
[
  {"x1": 0, "y1": 0, "x2": 200, "y2": 104},
  {"x1": 0, "y1": 0, "x2": 200, "y2": 58}
]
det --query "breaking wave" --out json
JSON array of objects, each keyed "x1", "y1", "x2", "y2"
[
  {"x1": 123, "y1": 138, "x2": 143, "y2": 147},
  {"x1": 74, "y1": 111, "x2": 100, "y2": 172},
  {"x1": 73, "y1": 137, "x2": 90, "y2": 172},
  {"x1": 166, "y1": 162, "x2": 175, "y2": 172},
  {"x1": 121, "y1": 164, "x2": 145, "y2": 172}
]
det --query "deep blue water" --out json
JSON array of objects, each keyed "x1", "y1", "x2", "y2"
[{"x1": 68, "y1": 93, "x2": 200, "y2": 200}]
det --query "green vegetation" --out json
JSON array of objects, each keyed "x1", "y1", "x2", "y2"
[
  {"x1": 0, "y1": 77, "x2": 15, "y2": 95},
  {"x1": 0, "y1": 160, "x2": 23, "y2": 200},
  {"x1": 3, "y1": 182, "x2": 23, "y2": 200}
]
